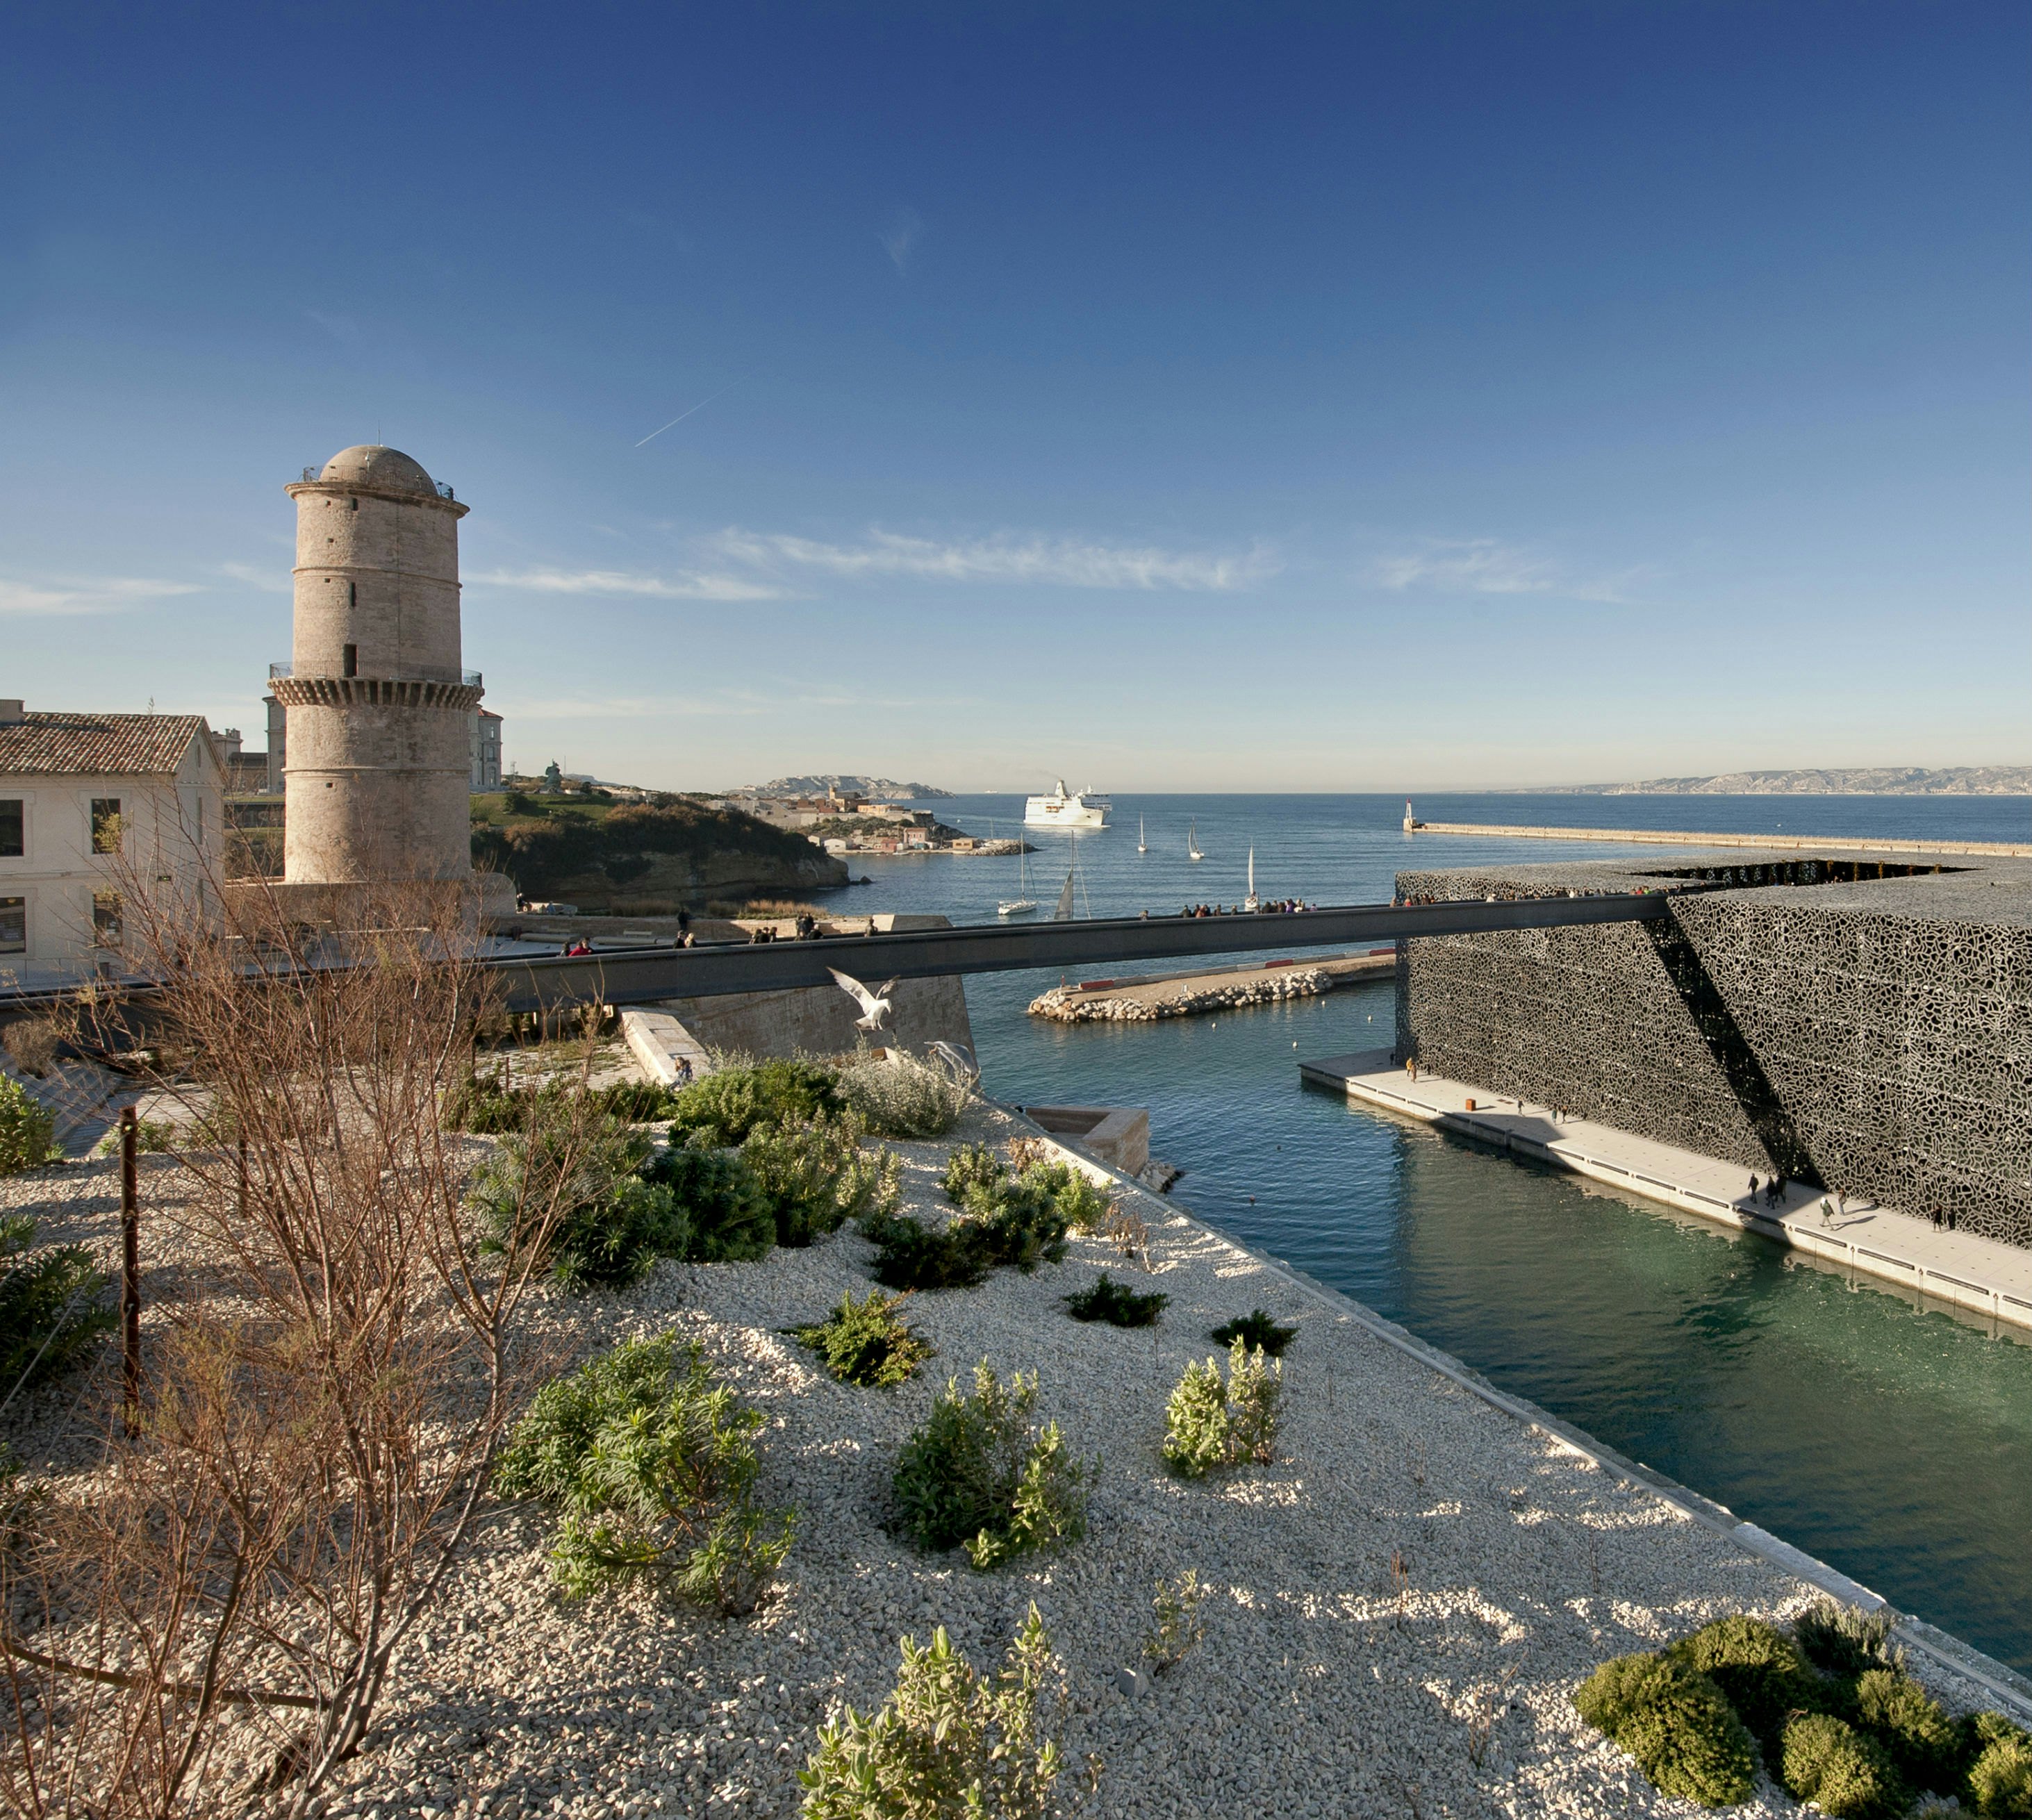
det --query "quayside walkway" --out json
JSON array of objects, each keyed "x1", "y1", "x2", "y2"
[{"x1": 1300, "y1": 1047, "x2": 2032, "y2": 1333}]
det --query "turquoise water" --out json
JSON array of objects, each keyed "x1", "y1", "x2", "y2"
[{"x1": 828, "y1": 795, "x2": 2032, "y2": 1675}]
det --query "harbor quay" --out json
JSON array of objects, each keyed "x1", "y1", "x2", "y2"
[{"x1": 1389, "y1": 848, "x2": 2032, "y2": 1255}]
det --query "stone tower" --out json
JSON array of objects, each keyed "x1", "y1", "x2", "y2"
[{"x1": 277, "y1": 445, "x2": 483, "y2": 887}]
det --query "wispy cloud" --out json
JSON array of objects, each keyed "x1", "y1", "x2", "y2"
[
  {"x1": 221, "y1": 561, "x2": 291, "y2": 593},
  {"x1": 1371, "y1": 538, "x2": 1639, "y2": 603},
  {"x1": 711, "y1": 528, "x2": 1276, "y2": 592},
  {"x1": 469, "y1": 566, "x2": 784, "y2": 602},
  {"x1": 879, "y1": 206, "x2": 925, "y2": 274},
  {"x1": 0, "y1": 576, "x2": 203, "y2": 616}
]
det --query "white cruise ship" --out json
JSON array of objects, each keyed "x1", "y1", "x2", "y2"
[{"x1": 1025, "y1": 779, "x2": 1111, "y2": 829}]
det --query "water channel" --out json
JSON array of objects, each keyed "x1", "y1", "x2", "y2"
[{"x1": 833, "y1": 795, "x2": 2032, "y2": 1675}]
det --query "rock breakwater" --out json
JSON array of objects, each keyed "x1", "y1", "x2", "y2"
[{"x1": 1029, "y1": 967, "x2": 1331, "y2": 1023}]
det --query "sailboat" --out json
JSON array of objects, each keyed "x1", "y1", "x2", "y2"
[
  {"x1": 1187, "y1": 821, "x2": 1204, "y2": 861},
  {"x1": 997, "y1": 822, "x2": 1038, "y2": 917},
  {"x1": 1244, "y1": 847, "x2": 1259, "y2": 913},
  {"x1": 1137, "y1": 814, "x2": 1147, "y2": 854},
  {"x1": 1052, "y1": 833, "x2": 1090, "y2": 920}
]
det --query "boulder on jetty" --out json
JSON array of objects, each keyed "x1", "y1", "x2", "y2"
[{"x1": 1028, "y1": 968, "x2": 1331, "y2": 1023}]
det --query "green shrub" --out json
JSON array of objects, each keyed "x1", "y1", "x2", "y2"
[
  {"x1": 493, "y1": 1334, "x2": 793, "y2": 1612},
  {"x1": 1162, "y1": 1338, "x2": 1282, "y2": 1478},
  {"x1": 891, "y1": 1362, "x2": 1090, "y2": 1570},
  {"x1": 1783, "y1": 1712, "x2": 1907, "y2": 1819},
  {"x1": 0, "y1": 1216, "x2": 115, "y2": 1396},
  {"x1": 1795, "y1": 1598, "x2": 1906, "y2": 1679},
  {"x1": 0, "y1": 1077, "x2": 59, "y2": 1175},
  {"x1": 789, "y1": 1289, "x2": 934, "y2": 1389},
  {"x1": 837, "y1": 1049, "x2": 969, "y2": 1140},
  {"x1": 864, "y1": 1212, "x2": 993, "y2": 1291},
  {"x1": 591, "y1": 1078, "x2": 681, "y2": 1123},
  {"x1": 1669, "y1": 1613, "x2": 1825, "y2": 1747},
  {"x1": 643, "y1": 1141, "x2": 777, "y2": 1261},
  {"x1": 1063, "y1": 1274, "x2": 1168, "y2": 1327},
  {"x1": 744, "y1": 1114, "x2": 901, "y2": 1248},
  {"x1": 446, "y1": 1068, "x2": 533, "y2": 1134},
  {"x1": 960, "y1": 1177, "x2": 1071, "y2": 1273},
  {"x1": 1572, "y1": 1651, "x2": 1756, "y2": 1809},
  {"x1": 1967, "y1": 1721, "x2": 2032, "y2": 1817},
  {"x1": 1209, "y1": 1308, "x2": 1298, "y2": 1357},
  {"x1": 1142, "y1": 1570, "x2": 1207, "y2": 1673},
  {"x1": 1853, "y1": 1668, "x2": 1959, "y2": 1792},
  {"x1": 941, "y1": 1142, "x2": 1005, "y2": 1204},
  {"x1": 551, "y1": 1175, "x2": 691, "y2": 1292},
  {"x1": 1013, "y1": 1159, "x2": 1111, "y2": 1233},
  {"x1": 797, "y1": 1605, "x2": 1064, "y2": 1819},
  {"x1": 666, "y1": 1059, "x2": 843, "y2": 1145}
]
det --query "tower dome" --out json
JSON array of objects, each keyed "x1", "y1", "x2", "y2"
[{"x1": 318, "y1": 444, "x2": 438, "y2": 495}]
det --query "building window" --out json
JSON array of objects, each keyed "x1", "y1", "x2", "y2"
[
  {"x1": 0, "y1": 800, "x2": 20, "y2": 858},
  {"x1": 92, "y1": 891, "x2": 121, "y2": 948},
  {"x1": 343, "y1": 644, "x2": 358, "y2": 677},
  {"x1": 90, "y1": 797, "x2": 122, "y2": 854},
  {"x1": 0, "y1": 897, "x2": 22, "y2": 954},
  {"x1": 349, "y1": 581, "x2": 357, "y2": 606}
]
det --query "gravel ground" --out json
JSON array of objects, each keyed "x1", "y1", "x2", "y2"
[{"x1": 0, "y1": 1105, "x2": 2002, "y2": 1820}]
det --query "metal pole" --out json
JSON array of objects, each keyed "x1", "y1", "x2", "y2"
[{"x1": 119, "y1": 1105, "x2": 140, "y2": 1436}]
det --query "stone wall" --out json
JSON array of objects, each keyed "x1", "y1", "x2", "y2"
[{"x1": 1394, "y1": 854, "x2": 2032, "y2": 1249}]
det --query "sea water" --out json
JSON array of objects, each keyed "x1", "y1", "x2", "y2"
[{"x1": 830, "y1": 795, "x2": 2032, "y2": 1673}]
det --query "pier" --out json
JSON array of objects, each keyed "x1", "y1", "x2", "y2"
[
  {"x1": 1401, "y1": 817, "x2": 2032, "y2": 859},
  {"x1": 1029, "y1": 948, "x2": 1394, "y2": 1021},
  {"x1": 1301, "y1": 1048, "x2": 2032, "y2": 1332}
]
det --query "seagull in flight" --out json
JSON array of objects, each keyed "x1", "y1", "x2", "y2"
[
  {"x1": 829, "y1": 968, "x2": 900, "y2": 1034},
  {"x1": 925, "y1": 1039, "x2": 980, "y2": 1086}
]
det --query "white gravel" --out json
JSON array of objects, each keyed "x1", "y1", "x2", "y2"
[{"x1": 1, "y1": 1104, "x2": 2005, "y2": 1819}]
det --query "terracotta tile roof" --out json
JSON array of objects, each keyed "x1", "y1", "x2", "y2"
[{"x1": 0, "y1": 712, "x2": 210, "y2": 777}]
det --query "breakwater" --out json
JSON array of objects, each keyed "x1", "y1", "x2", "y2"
[
  {"x1": 1403, "y1": 818, "x2": 2032, "y2": 859},
  {"x1": 1028, "y1": 950, "x2": 1393, "y2": 1022}
]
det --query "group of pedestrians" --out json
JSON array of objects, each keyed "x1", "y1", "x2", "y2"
[
  {"x1": 1180, "y1": 899, "x2": 1313, "y2": 918},
  {"x1": 1747, "y1": 1172, "x2": 1792, "y2": 1208}
]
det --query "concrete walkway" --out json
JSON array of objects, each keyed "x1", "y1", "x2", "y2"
[{"x1": 1300, "y1": 1047, "x2": 2032, "y2": 1333}]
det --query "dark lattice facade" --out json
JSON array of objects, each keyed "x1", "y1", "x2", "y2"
[{"x1": 1394, "y1": 852, "x2": 2032, "y2": 1250}]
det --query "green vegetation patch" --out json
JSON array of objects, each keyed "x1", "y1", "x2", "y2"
[
  {"x1": 891, "y1": 1362, "x2": 1091, "y2": 1570},
  {"x1": 1571, "y1": 1651, "x2": 1756, "y2": 1810},
  {"x1": 1965, "y1": 1714, "x2": 2032, "y2": 1817},
  {"x1": 1062, "y1": 1274, "x2": 1168, "y2": 1327},
  {"x1": 0, "y1": 1216, "x2": 115, "y2": 1395},
  {"x1": 0, "y1": 1077, "x2": 59, "y2": 1175},
  {"x1": 837, "y1": 1050, "x2": 971, "y2": 1140},
  {"x1": 1668, "y1": 1613, "x2": 1827, "y2": 1748},
  {"x1": 666, "y1": 1059, "x2": 844, "y2": 1147},
  {"x1": 493, "y1": 1333, "x2": 793, "y2": 1612},
  {"x1": 1782, "y1": 1712, "x2": 1907, "y2": 1819},
  {"x1": 1209, "y1": 1307, "x2": 1298, "y2": 1357},
  {"x1": 788, "y1": 1289, "x2": 934, "y2": 1389},
  {"x1": 743, "y1": 1114, "x2": 900, "y2": 1248},
  {"x1": 1162, "y1": 1338, "x2": 1282, "y2": 1479},
  {"x1": 1853, "y1": 1668, "x2": 1960, "y2": 1792}
]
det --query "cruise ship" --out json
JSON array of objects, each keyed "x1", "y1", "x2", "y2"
[{"x1": 1025, "y1": 779, "x2": 1111, "y2": 829}]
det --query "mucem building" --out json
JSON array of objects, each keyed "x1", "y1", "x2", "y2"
[{"x1": 1394, "y1": 852, "x2": 2032, "y2": 1250}]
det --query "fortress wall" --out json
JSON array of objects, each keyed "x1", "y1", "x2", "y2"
[{"x1": 1394, "y1": 859, "x2": 2032, "y2": 1250}]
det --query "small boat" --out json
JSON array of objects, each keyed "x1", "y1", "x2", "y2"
[
  {"x1": 1187, "y1": 821, "x2": 1204, "y2": 861},
  {"x1": 1052, "y1": 833, "x2": 1091, "y2": 920},
  {"x1": 1244, "y1": 847, "x2": 1259, "y2": 913},
  {"x1": 1137, "y1": 814, "x2": 1147, "y2": 854},
  {"x1": 998, "y1": 827, "x2": 1039, "y2": 918},
  {"x1": 1026, "y1": 779, "x2": 1111, "y2": 829}
]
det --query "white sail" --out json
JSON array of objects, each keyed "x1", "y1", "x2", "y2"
[
  {"x1": 1187, "y1": 820, "x2": 1203, "y2": 861},
  {"x1": 1244, "y1": 846, "x2": 1258, "y2": 912},
  {"x1": 998, "y1": 829, "x2": 1038, "y2": 916},
  {"x1": 1054, "y1": 865, "x2": 1076, "y2": 920},
  {"x1": 1137, "y1": 814, "x2": 1147, "y2": 853}
]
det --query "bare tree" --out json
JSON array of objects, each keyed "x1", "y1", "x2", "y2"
[{"x1": 2, "y1": 870, "x2": 597, "y2": 1817}]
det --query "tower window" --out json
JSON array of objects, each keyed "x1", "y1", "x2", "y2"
[
  {"x1": 350, "y1": 497, "x2": 358, "y2": 511},
  {"x1": 349, "y1": 581, "x2": 356, "y2": 606},
  {"x1": 343, "y1": 644, "x2": 358, "y2": 677}
]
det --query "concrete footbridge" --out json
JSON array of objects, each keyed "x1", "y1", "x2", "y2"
[{"x1": 485, "y1": 890, "x2": 1674, "y2": 1014}]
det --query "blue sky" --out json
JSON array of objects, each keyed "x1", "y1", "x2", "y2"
[{"x1": 2, "y1": 2, "x2": 2025, "y2": 792}]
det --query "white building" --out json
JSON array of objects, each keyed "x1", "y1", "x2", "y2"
[{"x1": 0, "y1": 702, "x2": 224, "y2": 978}]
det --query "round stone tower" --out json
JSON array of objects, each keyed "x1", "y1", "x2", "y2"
[{"x1": 278, "y1": 445, "x2": 481, "y2": 885}]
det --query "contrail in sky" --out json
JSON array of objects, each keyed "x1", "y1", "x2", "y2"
[{"x1": 635, "y1": 381, "x2": 741, "y2": 447}]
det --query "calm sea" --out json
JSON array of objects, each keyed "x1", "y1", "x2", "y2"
[{"x1": 832, "y1": 795, "x2": 2032, "y2": 1674}]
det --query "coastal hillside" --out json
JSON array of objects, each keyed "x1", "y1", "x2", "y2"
[
  {"x1": 1545, "y1": 766, "x2": 2031, "y2": 796},
  {"x1": 470, "y1": 793, "x2": 848, "y2": 910},
  {"x1": 750, "y1": 773, "x2": 951, "y2": 799}
]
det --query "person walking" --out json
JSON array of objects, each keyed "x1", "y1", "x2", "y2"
[{"x1": 1749, "y1": 1174, "x2": 1760, "y2": 1200}]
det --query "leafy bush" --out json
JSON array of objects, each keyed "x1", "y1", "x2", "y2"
[
  {"x1": 0, "y1": 1216, "x2": 115, "y2": 1396},
  {"x1": 1853, "y1": 1668, "x2": 1959, "y2": 1792},
  {"x1": 1668, "y1": 1613, "x2": 1825, "y2": 1747},
  {"x1": 961, "y1": 1177, "x2": 1071, "y2": 1273},
  {"x1": 1209, "y1": 1308, "x2": 1298, "y2": 1357},
  {"x1": 643, "y1": 1141, "x2": 777, "y2": 1262},
  {"x1": 1, "y1": 1019, "x2": 60, "y2": 1079},
  {"x1": 789, "y1": 1289, "x2": 934, "y2": 1388},
  {"x1": 1142, "y1": 1570, "x2": 1207, "y2": 1673},
  {"x1": 1572, "y1": 1651, "x2": 1756, "y2": 1809},
  {"x1": 1783, "y1": 1712, "x2": 1907, "y2": 1819},
  {"x1": 1162, "y1": 1338, "x2": 1282, "y2": 1478},
  {"x1": 1795, "y1": 1598, "x2": 1906, "y2": 1679},
  {"x1": 1063, "y1": 1274, "x2": 1168, "y2": 1327},
  {"x1": 446, "y1": 1068, "x2": 531, "y2": 1134},
  {"x1": 0, "y1": 1077, "x2": 59, "y2": 1175},
  {"x1": 493, "y1": 1334, "x2": 793, "y2": 1612},
  {"x1": 941, "y1": 1141, "x2": 1005, "y2": 1204},
  {"x1": 1966, "y1": 1719, "x2": 2032, "y2": 1817},
  {"x1": 891, "y1": 1362, "x2": 1090, "y2": 1570},
  {"x1": 744, "y1": 1114, "x2": 900, "y2": 1248},
  {"x1": 1025, "y1": 1161, "x2": 1112, "y2": 1233},
  {"x1": 837, "y1": 1049, "x2": 970, "y2": 1140},
  {"x1": 864, "y1": 1211, "x2": 992, "y2": 1291},
  {"x1": 798, "y1": 1605, "x2": 1065, "y2": 1819},
  {"x1": 666, "y1": 1059, "x2": 843, "y2": 1145},
  {"x1": 592, "y1": 1078, "x2": 682, "y2": 1123}
]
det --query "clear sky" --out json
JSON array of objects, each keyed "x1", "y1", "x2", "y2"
[{"x1": 2, "y1": 2, "x2": 2025, "y2": 793}]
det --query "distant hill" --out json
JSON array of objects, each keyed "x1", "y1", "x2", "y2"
[
  {"x1": 752, "y1": 775, "x2": 952, "y2": 800},
  {"x1": 1542, "y1": 767, "x2": 2031, "y2": 797}
]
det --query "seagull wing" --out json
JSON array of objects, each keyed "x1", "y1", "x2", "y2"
[
  {"x1": 827, "y1": 968, "x2": 879, "y2": 1016},
  {"x1": 873, "y1": 978, "x2": 902, "y2": 1002}
]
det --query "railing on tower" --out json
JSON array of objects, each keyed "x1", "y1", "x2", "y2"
[{"x1": 267, "y1": 661, "x2": 481, "y2": 687}]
